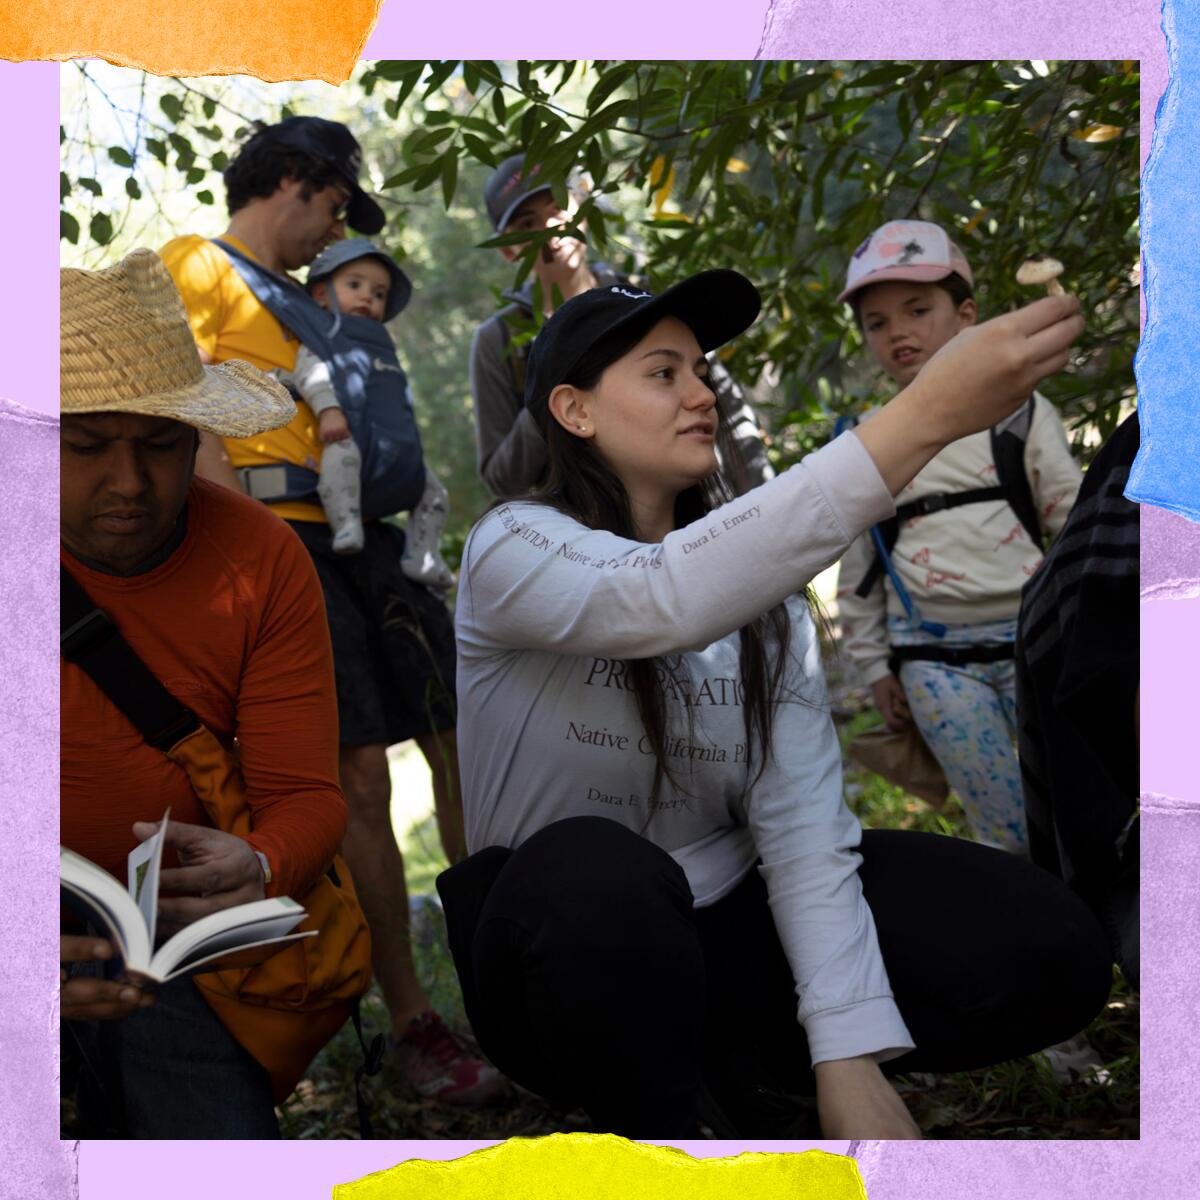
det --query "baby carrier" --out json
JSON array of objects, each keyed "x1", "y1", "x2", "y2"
[{"x1": 212, "y1": 239, "x2": 426, "y2": 519}]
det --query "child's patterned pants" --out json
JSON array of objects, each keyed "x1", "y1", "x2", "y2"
[{"x1": 898, "y1": 655, "x2": 1028, "y2": 855}]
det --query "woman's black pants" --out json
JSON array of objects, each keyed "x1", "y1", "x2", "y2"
[{"x1": 437, "y1": 816, "x2": 1113, "y2": 1137}]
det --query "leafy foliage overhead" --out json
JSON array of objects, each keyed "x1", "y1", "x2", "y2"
[{"x1": 62, "y1": 59, "x2": 1138, "y2": 485}]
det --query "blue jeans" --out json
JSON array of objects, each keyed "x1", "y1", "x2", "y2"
[{"x1": 63, "y1": 970, "x2": 280, "y2": 1139}]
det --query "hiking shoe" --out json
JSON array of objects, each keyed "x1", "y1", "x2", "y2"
[{"x1": 392, "y1": 1011, "x2": 506, "y2": 1106}]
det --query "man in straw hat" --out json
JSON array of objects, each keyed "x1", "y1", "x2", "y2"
[
  {"x1": 159, "y1": 118, "x2": 501, "y2": 1105},
  {"x1": 60, "y1": 248, "x2": 345, "y2": 1137}
]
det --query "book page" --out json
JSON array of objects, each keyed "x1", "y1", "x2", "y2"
[{"x1": 126, "y1": 809, "x2": 169, "y2": 949}]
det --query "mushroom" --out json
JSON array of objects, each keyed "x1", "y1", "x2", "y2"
[{"x1": 1016, "y1": 253, "x2": 1065, "y2": 296}]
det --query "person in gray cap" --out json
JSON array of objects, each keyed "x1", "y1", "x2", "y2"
[
  {"x1": 469, "y1": 152, "x2": 774, "y2": 499},
  {"x1": 161, "y1": 118, "x2": 503, "y2": 1108}
]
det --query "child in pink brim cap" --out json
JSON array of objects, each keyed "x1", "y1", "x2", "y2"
[{"x1": 834, "y1": 219, "x2": 1082, "y2": 856}]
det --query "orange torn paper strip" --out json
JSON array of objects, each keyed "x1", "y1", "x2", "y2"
[
  {"x1": 2, "y1": 0, "x2": 381, "y2": 84},
  {"x1": 332, "y1": 1134, "x2": 867, "y2": 1200}
]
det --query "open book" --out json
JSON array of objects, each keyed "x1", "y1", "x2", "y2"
[{"x1": 60, "y1": 812, "x2": 313, "y2": 984}]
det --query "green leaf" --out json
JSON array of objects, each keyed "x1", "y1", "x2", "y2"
[
  {"x1": 847, "y1": 63, "x2": 914, "y2": 89},
  {"x1": 60, "y1": 211, "x2": 80, "y2": 244},
  {"x1": 146, "y1": 138, "x2": 168, "y2": 164},
  {"x1": 159, "y1": 93, "x2": 183, "y2": 123},
  {"x1": 89, "y1": 212, "x2": 113, "y2": 246},
  {"x1": 392, "y1": 68, "x2": 424, "y2": 117},
  {"x1": 169, "y1": 133, "x2": 193, "y2": 156},
  {"x1": 186, "y1": 167, "x2": 206, "y2": 185},
  {"x1": 422, "y1": 61, "x2": 460, "y2": 98},
  {"x1": 197, "y1": 189, "x2": 214, "y2": 205},
  {"x1": 574, "y1": 99, "x2": 635, "y2": 145},
  {"x1": 203, "y1": 96, "x2": 217, "y2": 119},
  {"x1": 457, "y1": 114, "x2": 503, "y2": 137},
  {"x1": 411, "y1": 125, "x2": 456, "y2": 155},
  {"x1": 479, "y1": 224, "x2": 582, "y2": 250},
  {"x1": 411, "y1": 156, "x2": 444, "y2": 193},
  {"x1": 471, "y1": 60, "x2": 504, "y2": 87},
  {"x1": 125, "y1": 176, "x2": 142, "y2": 199},
  {"x1": 810, "y1": 144, "x2": 840, "y2": 224},
  {"x1": 373, "y1": 60, "x2": 426, "y2": 83},
  {"x1": 586, "y1": 64, "x2": 635, "y2": 114},
  {"x1": 581, "y1": 200, "x2": 607, "y2": 251},
  {"x1": 78, "y1": 177, "x2": 102, "y2": 196},
  {"x1": 777, "y1": 72, "x2": 831, "y2": 102},
  {"x1": 210, "y1": 150, "x2": 229, "y2": 172},
  {"x1": 463, "y1": 61, "x2": 480, "y2": 96},
  {"x1": 108, "y1": 146, "x2": 133, "y2": 168},
  {"x1": 519, "y1": 104, "x2": 541, "y2": 150},
  {"x1": 462, "y1": 133, "x2": 498, "y2": 167},
  {"x1": 441, "y1": 149, "x2": 459, "y2": 208},
  {"x1": 60, "y1": 172, "x2": 71, "y2": 201},
  {"x1": 492, "y1": 87, "x2": 507, "y2": 124},
  {"x1": 382, "y1": 160, "x2": 439, "y2": 190}
]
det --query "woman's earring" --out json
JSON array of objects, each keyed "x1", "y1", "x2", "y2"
[{"x1": 576, "y1": 424, "x2": 586, "y2": 432}]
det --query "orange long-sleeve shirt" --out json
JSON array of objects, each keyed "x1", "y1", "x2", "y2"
[{"x1": 62, "y1": 476, "x2": 345, "y2": 901}]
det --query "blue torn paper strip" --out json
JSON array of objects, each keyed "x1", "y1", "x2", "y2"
[{"x1": 1126, "y1": 0, "x2": 1200, "y2": 522}]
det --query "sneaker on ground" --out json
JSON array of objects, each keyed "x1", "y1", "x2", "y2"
[
  {"x1": 1037, "y1": 1033, "x2": 1111, "y2": 1085},
  {"x1": 393, "y1": 1011, "x2": 506, "y2": 1106}
]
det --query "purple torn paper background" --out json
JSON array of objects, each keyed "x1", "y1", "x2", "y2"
[
  {"x1": 1142, "y1": 506, "x2": 1200, "y2": 598},
  {"x1": 8, "y1": 0, "x2": 1197, "y2": 1195}
]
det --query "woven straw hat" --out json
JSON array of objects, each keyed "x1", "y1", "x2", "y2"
[{"x1": 61, "y1": 248, "x2": 296, "y2": 438}]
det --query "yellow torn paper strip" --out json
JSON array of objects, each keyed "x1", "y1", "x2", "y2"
[
  {"x1": 1, "y1": 0, "x2": 382, "y2": 84},
  {"x1": 333, "y1": 1134, "x2": 867, "y2": 1200}
]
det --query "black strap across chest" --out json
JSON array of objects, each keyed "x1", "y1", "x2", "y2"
[{"x1": 60, "y1": 564, "x2": 199, "y2": 751}]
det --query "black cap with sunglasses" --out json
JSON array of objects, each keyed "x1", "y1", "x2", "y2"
[
  {"x1": 523, "y1": 270, "x2": 762, "y2": 427},
  {"x1": 251, "y1": 117, "x2": 386, "y2": 236}
]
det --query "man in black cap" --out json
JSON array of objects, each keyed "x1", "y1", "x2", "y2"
[
  {"x1": 469, "y1": 152, "x2": 774, "y2": 500},
  {"x1": 161, "y1": 117, "x2": 381, "y2": 490},
  {"x1": 161, "y1": 118, "x2": 503, "y2": 1107}
]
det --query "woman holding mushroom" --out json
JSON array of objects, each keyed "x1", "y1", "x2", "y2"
[
  {"x1": 836, "y1": 221, "x2": 1082, "y2": 855},
  {"x1": 438, "y1": 267, "x2": 1111, "y2": 1139}
]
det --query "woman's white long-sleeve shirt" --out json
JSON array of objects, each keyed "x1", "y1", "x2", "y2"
[{"x1": 455, "y1": 431, "x2": 915, "y2": 1066}]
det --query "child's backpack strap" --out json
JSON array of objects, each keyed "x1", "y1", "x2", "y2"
[
  {"x1": 852, "y1": 396, "x2": 1044, "y2": 598},
  {"x1": 990, "y1": 394, "x2": 1043, "y2": 550}
]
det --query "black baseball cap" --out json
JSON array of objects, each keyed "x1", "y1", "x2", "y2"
[
  {"x1": 255, "y1": 116, "x2": 385, "y2": 236},
  {"x1": 524, "y1": 270, "x2": 762, "y2": 426},
  {"x1": 484, "y1": 152, "x2": 553, "y2": 233}
]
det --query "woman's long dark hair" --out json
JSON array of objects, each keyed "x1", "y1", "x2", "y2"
[{"x1": 530, "y1": 314, "x2": 793, "y2": 802}]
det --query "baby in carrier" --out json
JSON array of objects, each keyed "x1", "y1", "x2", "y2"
[{"x1": 290, "y1": 239, "x2": 454, "y2": 588}]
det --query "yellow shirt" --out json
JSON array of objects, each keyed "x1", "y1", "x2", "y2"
[{"x1": 160, "y1": 233, "x2": 325, "y2": 522}]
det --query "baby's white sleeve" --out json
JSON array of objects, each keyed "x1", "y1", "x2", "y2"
[{"x1": 291, "y1": 344, "x2": 341, "y2": 417}]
